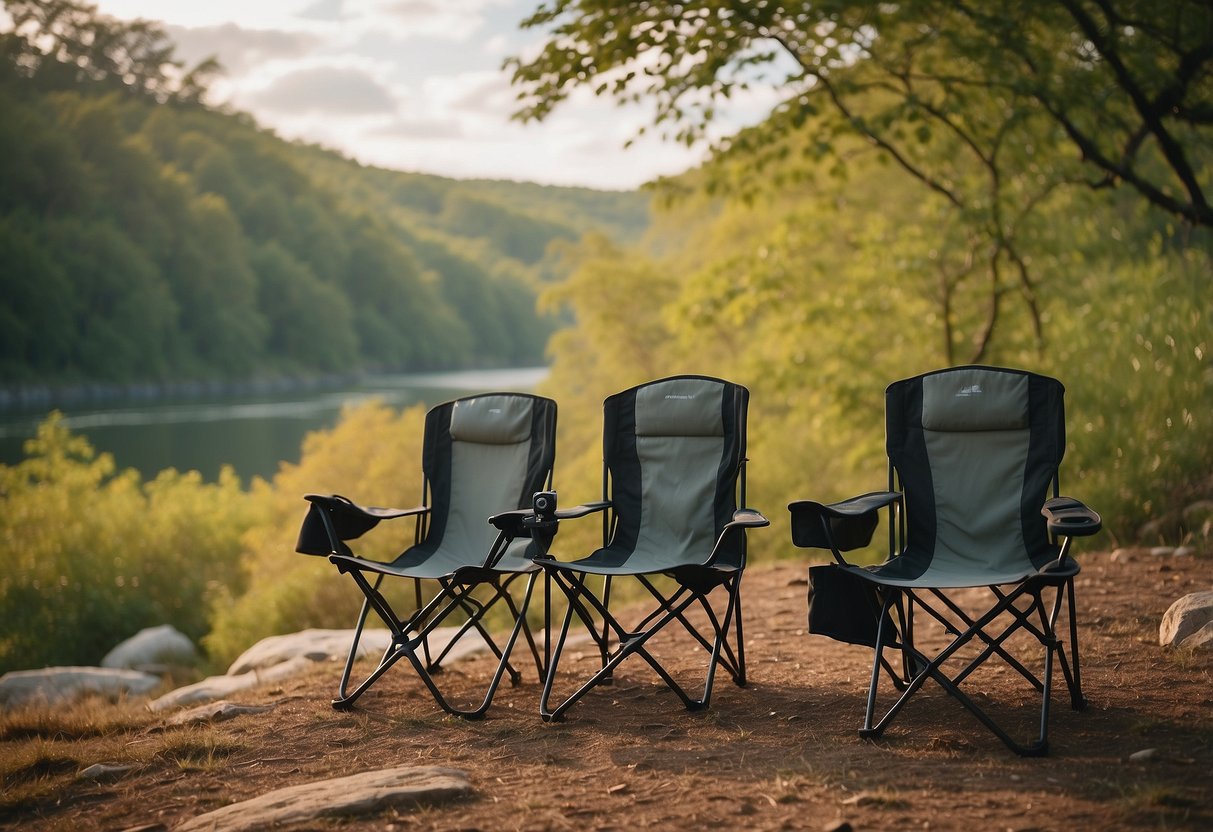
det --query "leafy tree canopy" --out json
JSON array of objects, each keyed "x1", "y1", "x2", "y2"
[
  {"x1": 1, "y1": 0, "x2": 219, "y2": 101},
  {"x1": 507, "y1": 1, "x2": 1213, "y2": 230}
]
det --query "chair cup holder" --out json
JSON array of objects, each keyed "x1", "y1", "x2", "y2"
[{"x1": 1045, "y1": 507, "x2": 1101, "y2": 537}]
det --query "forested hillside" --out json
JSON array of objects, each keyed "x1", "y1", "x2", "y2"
[{"x1": 0, "y1": 1, "x2": 649, "y2": 389}]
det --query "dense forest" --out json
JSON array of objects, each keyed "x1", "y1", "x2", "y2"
[
  {"x1": 0, "y1": 0, "x2": 649, "y2": 391},
  {"x1": 1, "y1": 0, "x2": 1210, "y2": 674}
]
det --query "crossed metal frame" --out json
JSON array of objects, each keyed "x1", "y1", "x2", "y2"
[
  {"x1": 330, "y1": 537, "x2": 546, "y2": 720},
  {"x1": 860, "y1": 555, "x2": 1086, "y2": 756},
  {"x1": 537, "y1": 564, "x2": 746, "y2": 722}
]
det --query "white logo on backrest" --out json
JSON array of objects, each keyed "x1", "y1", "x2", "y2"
[
  {"x1": 955, "y1": 384, "x2": 984, "y2": 397},
  {"x1": 665, "y1": 394, "x2": 695, "y2": 400},
  {"x1": 489, "y1": 408, "x2": 502, "y2": 414}
]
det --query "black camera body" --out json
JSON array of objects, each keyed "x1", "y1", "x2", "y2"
[{"x1": 532, "y1": 490, "x2": 557, "y2": 519}]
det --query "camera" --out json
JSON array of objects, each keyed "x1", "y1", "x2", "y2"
[{"x1": 532, "y1": 490, "x2": 557, "y2": 519}]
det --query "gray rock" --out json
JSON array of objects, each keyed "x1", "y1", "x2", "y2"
[
  {"x1": 164, "y1": 700, "x2": 275, "y2": 727},
  {"x1": 226, "y1": 629, "x2": 395, "y2": 675},
  {"x1": 1178, "y1": 621, "x2": 1213, "y2": 650},
  {"x1": 1128, "y1": 748, "x2": 1158, "y2": 763},
  {"x1": 0, "y1": 666, "x2": 160, "y2": 709},
  {"x1": 148, "y1": 656, "x2": 315, "y2": 713},
  {"x1": 1159, "y1": 591, "x2": 1213, "y2": 648},
  {"x1": 226, "y1": 627, "x2": 490, "y2": 675},
  {"x1": 102, "y1": 625, "x2": 197, "y2": 672},
  {"x1": 175, "y1": 766, "x2": 471, "y2": 831}
]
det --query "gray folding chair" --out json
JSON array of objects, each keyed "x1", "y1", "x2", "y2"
[
  {"x1": 790, "y1": 366, "x2": 1101, "y2": 755},
  {"x1": 295, "y1": 392, "x2": 557, "y2": 719},
  {"x1": 535, "y1": 375, "x2": 769, "y2": 721}
]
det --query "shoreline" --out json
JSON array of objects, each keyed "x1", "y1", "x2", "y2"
[{"x1": 0, "y1": 368, "x2": 550, "y2": 415}]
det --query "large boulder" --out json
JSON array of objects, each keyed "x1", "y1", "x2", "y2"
[
  {"x1": 147, "y1": 656, "x2": 316, "y2": 712},
  {"x1": 101, "y1": 624, "x2": 197, "y2": 672},
  {"x1": 0, "y1": 667, "x2": 160, "y2": 709},
  {"x1": 226, "y1": 629, "x2": 394, "y2": 675},
  {"x1": 151, "y1": 627, "x2": 496, "y2": 713},
  {"x1": 226, "y1": 627, "x2": 489, "y2": 675},
  {"x1": 175, "y1": 766, "x2": 471, "y2": 831},
  {"x1": 1159, "y1": 590, "x2": 1213, "y2": 649}
]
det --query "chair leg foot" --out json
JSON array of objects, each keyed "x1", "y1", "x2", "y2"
[
  {"x1": 454, "y1": 710, "x2": 488, "y2": 722},
  {"x1": 331, "y1": 698, "x2": 355, "y2": 711}
]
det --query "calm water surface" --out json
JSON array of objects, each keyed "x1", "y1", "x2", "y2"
[{"x1": 0, "y1": 368, "x2": 548, "y2": 482}]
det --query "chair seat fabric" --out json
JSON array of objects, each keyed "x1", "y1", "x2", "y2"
[
  {"x1": 854, "y1": 546, "x2": 1076, "y2": 588},
  {"x1": 333, "y1": 537, "x2": 543, "y2": 580},
  {"x1": 546, "y1": 543, "x2": 719, "y2": 576}
]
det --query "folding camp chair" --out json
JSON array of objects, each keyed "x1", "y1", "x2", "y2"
[
  {"x1": 535, "y1": 375, "x2": 769, "y2": 721},
  {"x1": 295, "y1": 392, "x2": 557, "y2": 719},
  {"x1": 789, "y1": 366, "x2": 1101, "y2": 755}
]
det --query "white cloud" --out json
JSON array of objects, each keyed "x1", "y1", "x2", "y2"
[
  {"x1": 93, "y1": 0, "x2": 319, "y2": 30},
  {"x1": 367, "y1": 115, "x2": 468, "y2": 141},
  {"x1": 340, "y1": 0, "x2": 513, "y2": 42},
  {"x1": 245, "y1": 64, "x2": 400, "y2": 116},
  {"x1": 423, "y1": 70, "x2": 516, "y2": 117},
  {"x1": 166, "y1": 24, "x2": 319, "y2": 74},
  {"x1": 84, "y1": 0, "x2": 739, "y2": 189}
]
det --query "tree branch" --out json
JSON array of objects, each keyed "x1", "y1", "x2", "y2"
[{"x1": 1059, "y1": 0, "x2": 1210, "y2": 221}]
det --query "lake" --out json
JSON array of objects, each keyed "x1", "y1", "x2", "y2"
[{"x1": 0, "y1": 368, "x2": 548, "y2": 483}]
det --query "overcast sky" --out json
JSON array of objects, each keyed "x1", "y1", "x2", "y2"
[{"x1": 81, "y1": 0, "x2": 776, "y2": 191}]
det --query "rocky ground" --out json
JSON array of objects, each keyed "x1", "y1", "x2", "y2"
[{"x1": 1, "y1": 549, "x2": 1210, "y2": 831}]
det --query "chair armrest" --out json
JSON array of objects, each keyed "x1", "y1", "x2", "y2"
[
  {"x1": 488, "y1": 508, "x2": 535, "y2": 537},
  {"x1": 699, "y1": 508, "x2": 769, "y2": 569},
  {"x1": 788, "y1": 491, "x2": 901, "y2": 555},
  {"x1": 553, "y1": 500, "x2": 612, "y2": 520},
  {"x1": 727, "y1": 508, "x2": 770, "y2": 530},
  {"x1": 1042, "y1": 497, "x2": 1102, "y2": 538},
  {"x1": 489, "y1": 499, "x2": 611, "y2": 535},
  {"x1": 296, "y1": 493, "x2": 428, "y2": 556},
  {"x1": 489, "y1": 498, "x2": 614, "y2": 564}
]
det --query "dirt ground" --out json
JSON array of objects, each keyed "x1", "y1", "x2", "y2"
[{"x1": 2, "y1": 549, "x2": 1211, "y2": 831}]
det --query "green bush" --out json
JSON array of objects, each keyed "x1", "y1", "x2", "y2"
[
  {"x1": 202, "y1": 400, "x2": 430, "y2": 667},
  {"x1": 0, "y1": 415, "x2": 258, "y2": 673},
  {"x1": 1044, "y1": 250, "x2": 1212, "y2": 546}
]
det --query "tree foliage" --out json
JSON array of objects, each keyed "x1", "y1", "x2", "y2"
[
  {"x1": 1, "y1": 0, "x2": 218, "y2": 102},
  {"x1": 0, "y1": 415, "x2": 258, "y2": 672},
  {"x1": 532, "y1": 116, "x2": 1210, "y2": 550},
  {"x1": 508, "y1": 0, "x2": 1213, "y2": 229},
  {"x1": 0, "y1": 1, "x2": 651, "y2": 387}
]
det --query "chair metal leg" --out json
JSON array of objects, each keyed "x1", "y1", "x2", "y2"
[
  {"x1": 332, "y1": 564, "x2": 541, "y2": 719},
  {"x1": 859, "y1": 583, "x2": 1072, "y2": 756},
  {"x1": 539, "y1": 568, "x2": 741, "y2": 721}
]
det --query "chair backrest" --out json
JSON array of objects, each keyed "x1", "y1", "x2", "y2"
[
  {"x1": 885, "y1": 366, "x2": 1066, "y2": 579},
  {"x1": 600, "y1": 375, "x2": 749, "y2": 566},
  {"x1": 418, "y1": 392, "x2": 557, "y2": 556}
]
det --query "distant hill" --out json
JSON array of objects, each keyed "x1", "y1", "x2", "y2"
[{"x1": 0, "y1": 21, "x2": 651, "y2": 390}]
